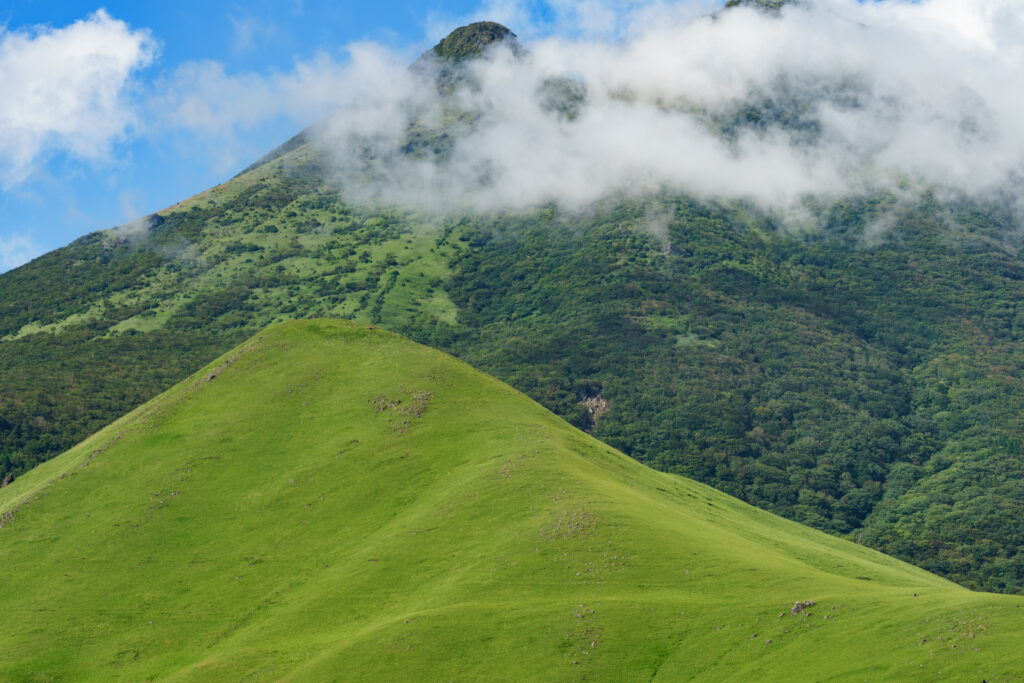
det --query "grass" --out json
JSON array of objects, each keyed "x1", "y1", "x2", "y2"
[
  {"x1": 1, "y1": 319, "x2": 1022, "y2": 680},
  {"x1": 2, "y1": 151, "x2": 465, "y2": 342}
]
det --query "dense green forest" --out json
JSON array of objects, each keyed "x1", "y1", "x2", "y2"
[
  {"x1": 2, "y1": 156, "x2": 1024, "y2": 593},
  {"x1": 429, "y1": 195, "x2": 1024, "y2": 593}
]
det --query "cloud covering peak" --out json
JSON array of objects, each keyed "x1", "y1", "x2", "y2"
[
  {"x1": 3, "y1": 0, "x2": 1024, "y2": 259},
  {"x1": 307, "y1": 0, "x2": 1024, "y2": 215}
]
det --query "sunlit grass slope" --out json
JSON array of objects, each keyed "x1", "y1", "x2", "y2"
[{"x1": 1, "y1": 319, "x2": 1021, "y2": 681}]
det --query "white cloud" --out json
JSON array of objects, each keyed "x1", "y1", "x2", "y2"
[
  {"x1": 299, "y1": 0, "x2": 1024, "y2": 217},
  {"x1": 155, "y1": 46, "x2": 382, "y2": 140},
  {"x1": 0, "y1": 233, "x2": 41, "y2": 272},
  {"x1": 0, "y1": 10, "x2": 156, "y2": 188}
]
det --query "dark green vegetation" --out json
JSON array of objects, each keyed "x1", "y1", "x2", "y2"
[
  {"x1": 724, "y1": 0, "x2": 791, "y2": 11},
  {"x1": 429, "y1": 21, "x2": 522, "y2": 62},
  {"x1": 2, "y1": 319, "x2": 1022, "y2": 680},
  {"x1": 4, "y1": 153, "x2": 1024, "y2": 595},
  {"x1": 4, "y1": 15, "x2": 1024, "y2": 597},
  {"x1": 437, "y1": 194, "x2": 1024, "y2": 596}
]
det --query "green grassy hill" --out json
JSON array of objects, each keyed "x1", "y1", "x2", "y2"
[{"x1": 1, "y1": 319, "x2": 1021, "y2": 680}]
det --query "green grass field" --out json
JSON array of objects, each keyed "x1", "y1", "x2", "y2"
[{"x1": 1, "y1": 319, "x2": 1022, "y2": 680}]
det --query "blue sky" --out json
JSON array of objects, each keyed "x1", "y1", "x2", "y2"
[{"x1": 0, "y1": 0, "x2": 496, "y2": 270}]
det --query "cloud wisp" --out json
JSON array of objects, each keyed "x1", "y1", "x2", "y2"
[{"x1": 0, "y1": 233, "x2": 41, "y2": 271}]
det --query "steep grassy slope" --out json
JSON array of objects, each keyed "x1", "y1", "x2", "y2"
[{"x1": 1, "y1": 319, "x2": 1021, "y2": 681}]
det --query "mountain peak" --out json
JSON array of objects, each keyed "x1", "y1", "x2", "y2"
[
  {"x1": 724, "y1": 0, "x2": 792, "y2": 11},
  {"x1": 410, "y1": 21, "x2": 527, "y2": 93},
  {"x1": 431, "y1": 21, "x2": 524, "y2": 62}
]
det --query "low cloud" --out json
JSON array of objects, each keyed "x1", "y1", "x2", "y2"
[
  {"x1": 304, "y1": 0, "x2": 1024, "y2": 220},
  {"x1": 107, "y1": 213, "x2": 164, "y2": 245},
  {"x1": 0, "y1": 10, "x2": 156, "y2": 187}
]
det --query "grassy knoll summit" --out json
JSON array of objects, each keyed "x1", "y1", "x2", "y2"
[{"x1": 1, "y1": 319, "x2": 1022, "y2": 680}]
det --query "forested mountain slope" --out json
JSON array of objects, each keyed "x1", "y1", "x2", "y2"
[
  {"x1": 2, "y1": 319, "x2": 1021, "y2": 680},
  {"x1": 3, "y1": 16, "x2": 1024, "y2": 593}
]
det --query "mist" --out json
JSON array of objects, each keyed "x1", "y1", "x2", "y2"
[{"x1": 306, "y1": 0, "x2": 1024, "y2": 220}]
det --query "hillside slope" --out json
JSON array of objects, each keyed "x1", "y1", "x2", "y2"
[
  {"x1": 4, "y1": 148, "x2": 1024, "y2": 595},
  {"x1": 1, "y1": 319, "x2": 1021, "y2": 680}
]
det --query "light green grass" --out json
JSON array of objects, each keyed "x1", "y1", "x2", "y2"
[
  {"x1": 2, "y1": 146, "x2": 464, "y2": 341},
  {"x1": 1, "y1": 319, "x2": 1021, "y2": 680}
]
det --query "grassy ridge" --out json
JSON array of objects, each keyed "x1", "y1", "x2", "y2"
[{"x1": 1, "y1": 320, "x2": 1021, "y2": 680}]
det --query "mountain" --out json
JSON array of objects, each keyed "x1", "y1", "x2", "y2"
[
  {"x1": 724, "y1": 0, "x2": 790, "y2": 10},
  {"x1": 415, "y1": 20, "x2": 525, "y2": 63},
  {"x1": 3, "y1": 17, "x2": 1024, "y2": 595},
  {"x1": 1, "y1": 319, "x2": 1021, "y2": 680}
]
